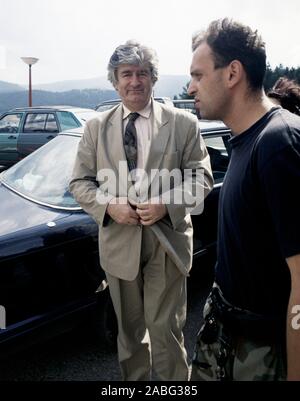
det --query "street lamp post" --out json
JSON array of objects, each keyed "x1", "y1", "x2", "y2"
[{"x1": 21, "y1": 57, "x2": 39, "y2": 107}]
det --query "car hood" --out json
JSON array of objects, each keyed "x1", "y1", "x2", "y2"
[{"x1": 0, "y1": 183, "x2": 71, "y2": 237}]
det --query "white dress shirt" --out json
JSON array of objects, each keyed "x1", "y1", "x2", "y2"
[{"x1": 122, "y1": 99, "x2": 152, "y2": 193}]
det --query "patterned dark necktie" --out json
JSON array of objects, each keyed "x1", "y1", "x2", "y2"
[{"x1": 124, "y1": 112, "x2": 140, "y2": 172}]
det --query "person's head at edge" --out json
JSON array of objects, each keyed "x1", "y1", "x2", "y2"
[
  {"x1": 188, "y1": 18, "x2": 268, "y2": 124},
  {"x1": 267, "y1": 77, "x2": 300, "y2": 116},
  {"x1": 107, "y1": 40, "x2": 159, "y2": 112}
]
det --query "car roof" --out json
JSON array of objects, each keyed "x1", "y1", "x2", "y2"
[
  {"x1": 58, "y1": 127, "x2": 85, "y2": 136},
  {"x1": 95, "y1": 99, "x2": 120, "y2": 107},
  {"x1": 60, "y1": 120, "x2": 230, "y2": 138},
  {"x1": 95, "y1": 97, "x2": 172, "y2": 108},
  {"x1": 173, "y1": 99, "x2": 195, "y2": 103},
  {"x1": 8, "y1": 105, "x2": 95, "y2": 113}
]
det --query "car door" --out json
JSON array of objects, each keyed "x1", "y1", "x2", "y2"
[
  {"x1": 17, "y1": 112, "x2": 59, "y2": 160},
  {"x1": 191, "y1": 131, "x2": 231, "y2": 266},
  {"x1": 0, "y1": 113, "x2": 23, "y2": 168}
]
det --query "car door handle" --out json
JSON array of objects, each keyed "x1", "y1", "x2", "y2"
[
  {"x1": 46, "y1": 135, "x2": 54, "y2": 140},
  {"x1": 8, "y1": 135, "x2": 17, "y2": 139}
]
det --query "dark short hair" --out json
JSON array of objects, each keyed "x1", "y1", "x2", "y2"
[
  {"x1": 192, "y1": 18, "x2": 266, "y2": 90},
  {"x1": 268, "y1": 77, "x2": 300, "y2": 115}
]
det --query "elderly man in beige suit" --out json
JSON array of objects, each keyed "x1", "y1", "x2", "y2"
[{"x1": 69, "y1": 40, "x2": 213, "y2": 381}]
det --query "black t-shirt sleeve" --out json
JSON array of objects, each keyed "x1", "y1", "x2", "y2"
[{"x1": 259, "y1": 139, "x2": 300, "y2": 259}]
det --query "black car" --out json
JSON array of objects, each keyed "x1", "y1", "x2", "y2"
[
  {"x1": 0, "y1": 106, "x2": 100, "y2": 169},
  {"x1": 0, "y1": 121, "x2": 231, "y2": 354}
]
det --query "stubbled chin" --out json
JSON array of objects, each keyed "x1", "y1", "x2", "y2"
[
  {"x1": 129, "y1": 94, "x2": 145, "y2": 102},
  {"x1": 125, "y1": 96, "x2": 149, "y2": 111}
]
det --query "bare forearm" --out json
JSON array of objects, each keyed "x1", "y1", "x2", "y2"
[
  {"x1": 287, "y1": 296, "x2": 300, "y2": 380},
  {"x1": 286, "y1": 254, "x2": 300, "y2": 381}
]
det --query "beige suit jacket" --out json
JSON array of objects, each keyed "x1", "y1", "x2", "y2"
[{"x1": 69, "y1": 101, "x2": 213, "y2": 280}]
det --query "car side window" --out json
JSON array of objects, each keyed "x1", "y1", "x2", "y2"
[
  {"x1": 24, "y1": 113, "x2": 47, "y2": 133},
  {"x1": 23, "y1": 113, "x2": 59, "y2": 133},
  {"x1": 204, "y1": 135, "x2": 230, "y2": 183},
  {"x1": 56, "y1": 111, "x2": 80, "y2": 131},
  {"x1": 45, "y1": 114, "x2": 59, "y2": 133},
  {"x1": 0, "y1": 113, "x2": 22, "y2": 133}
]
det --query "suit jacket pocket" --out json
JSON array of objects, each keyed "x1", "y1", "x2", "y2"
[{"x1": 99, "y1": 224, "x2": 142, "y2": 280}]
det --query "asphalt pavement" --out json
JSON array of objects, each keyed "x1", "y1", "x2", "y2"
[{"x1": 0, "y1": 271, "x2": 213, "y2": 381}]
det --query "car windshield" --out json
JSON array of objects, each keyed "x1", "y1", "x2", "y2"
[
  {"x1": 0, "y1": 134, "x2": 81, "y2": 209},
  {"x1": 74, "y1": 111, "x2": 99, "y2": 122}
]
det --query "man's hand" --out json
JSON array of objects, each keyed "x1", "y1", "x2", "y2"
[
  {"x1": 106, "y1": 197, "x2": 140, "y2": 225},
  {"x1": 135, "y1": 200, "x2": 167, "y2": 226}
]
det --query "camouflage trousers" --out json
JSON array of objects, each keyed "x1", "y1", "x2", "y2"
[{"x1": 191, "y1": 289, "x2": 287, "y2": 381}]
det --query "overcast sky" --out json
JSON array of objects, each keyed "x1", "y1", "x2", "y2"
[{"x1": 0, "y1": 0, "x2": 299, "y2": 85}]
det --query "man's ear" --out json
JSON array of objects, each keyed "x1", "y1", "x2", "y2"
[
  {"x1": 113, "y1": 81, "x2": 119, "y2": 91},
  {"x1": 226, "y1": 60, "x2": 243, "y2": 88}
]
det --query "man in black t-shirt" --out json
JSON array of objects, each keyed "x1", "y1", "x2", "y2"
[{"x1": 188, "y1": 18, "x2": 300, "y2": 381}]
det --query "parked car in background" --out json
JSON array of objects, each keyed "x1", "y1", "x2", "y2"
[
  {"x1": 172, "y1": 99, "x2": 203, "y2": 119},
  {"x1": 173, "y1": 99, "x2": 196, "y2": 113},
  {"x1": 0, "y1": 120, "x2": 231, "y2": 354},
  {"x1": 95, "y1": 97, "x2": 174, "y2": 112},
  {"x1": 0, "y1": 106, "x2": 100, "y2": 169}
]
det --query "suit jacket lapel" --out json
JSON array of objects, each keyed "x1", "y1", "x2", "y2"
[
  {"x1": 106, "y1": 105, "x2": 126, "y2": 169},
  {"x1": 105, "y1": 105, "x2": 137, "y2": 197},
  {"x1": 145, "y1": 102, "x2": 170, "y2": 172},
  {"x1": 142, "y1": 102, "x2": 170, "y2": 194}
]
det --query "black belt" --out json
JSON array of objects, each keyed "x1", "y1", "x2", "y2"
[{"x1": 210, "y1": 287, "x2": 285, "y2": 342}]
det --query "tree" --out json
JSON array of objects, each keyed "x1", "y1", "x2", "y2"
[
  {"x1": 264, "y1": 64, "x2": 300, "y2": 91},
  {"x1": 174, "y1": 82, "x2": 193, "y2": 100}
]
